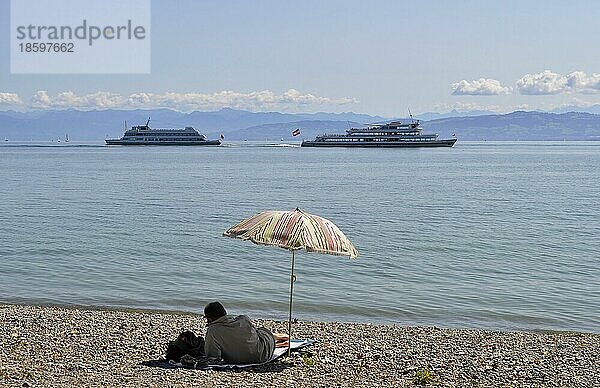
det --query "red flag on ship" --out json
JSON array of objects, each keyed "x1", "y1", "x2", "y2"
[{"x1": 292, "y1": 129, "x2": 301, "y2": 137}]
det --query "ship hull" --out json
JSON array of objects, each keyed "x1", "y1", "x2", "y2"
[
  {"x1": 105, "y1": 139, "x2": 221, "y2": 146},
  {"x1": 301, "y1": 139, "x2": 457, "y2": 148}
]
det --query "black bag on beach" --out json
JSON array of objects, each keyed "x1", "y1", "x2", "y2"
[{"x1": 166, "y1": 330, "x2": 206, "y2": 363}]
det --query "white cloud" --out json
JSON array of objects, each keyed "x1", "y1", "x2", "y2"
[
  {"x1": 515, "y1": 70, "x2": 600, "y2": 95},
  {"x1": 31, "y1": 91, "x2": 51, "y2": 107},
  {"x1": 515, "y1": 70, "x2": 568, "y2": 95},
  {"x1": 451, "y1": 78, "x2": 512, "y2": 95},
  {"x1": 452, "y1": 71, "x2": 600, "y2": 97},
  {"x1": 565, "y1": 71, "x2": 600, "y2": 93},
  {"x1": 0, "y1": 92, "x2": 23, "y2": 105},
  {"x1": 31, "y1": 90, "x2": 125, "y2": 109},
  {"x1": 431, "y1": 102, "x2": 502, "y2": 112},
  {"x1": 28, "y1": 89, "x2": 359, "y2": 112}
]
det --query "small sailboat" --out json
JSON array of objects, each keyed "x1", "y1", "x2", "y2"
[{"x1": 65, "y1": 134, "x2": 70, "y2": 143}]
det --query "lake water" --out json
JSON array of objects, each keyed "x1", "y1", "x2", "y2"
[{"x1": 1, "y1": 141, "x2": 598, "y2": 333}]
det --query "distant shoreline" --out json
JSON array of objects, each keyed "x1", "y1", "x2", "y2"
[
  {"x1": 1, "y1": 301, "x2": 597, "y2": 336},
  {"x1": 1, "y1": 304, "x2": 598, "y2": 387}
]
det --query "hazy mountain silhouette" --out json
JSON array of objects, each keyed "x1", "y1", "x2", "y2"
[
  {"x1": 0, "y1": 108, "x2": 384, "y2": 141},
  {"x1": 1, "y1": 108, "x2": 600, "y2": 141}
]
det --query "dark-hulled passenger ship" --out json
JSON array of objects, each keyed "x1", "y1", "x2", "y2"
[{"x1": 301, "y1": 120, "x2": 456, "y2": 148}]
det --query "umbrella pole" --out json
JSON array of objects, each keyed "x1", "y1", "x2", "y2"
[{"x1": 287, "y1": 249, "x2": 296, "y2": 357}]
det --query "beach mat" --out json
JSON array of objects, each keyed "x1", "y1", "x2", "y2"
[{"x1": 142, "y1": 339, "x2": 315, "y2": 370}]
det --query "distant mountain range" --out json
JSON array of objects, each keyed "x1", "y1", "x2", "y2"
[
  {"x1": 428, "y1": 111, "x2": 600, "y2": 141},
  {"x1": 0, "y1": 108, "x2": 384, "y2": 141},
  {"x1": 1, "y1": 108, "x2": 600, "y2": 141}
]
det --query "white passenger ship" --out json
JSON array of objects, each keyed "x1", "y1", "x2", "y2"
[{"x1": 105, "y1": 118, "x2": 221, "y2": 146}]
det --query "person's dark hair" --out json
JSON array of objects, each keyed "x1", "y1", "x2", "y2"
[{"x1": 204, "y1": 301, "x2": 227, "y2": 322}]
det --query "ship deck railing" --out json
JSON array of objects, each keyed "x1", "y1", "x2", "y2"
[
  {"x1": 319, "y1": 134, "x2": 437, "y2": 139},
  {"x1": 348, "y1": 128, "x2": 422, "y2": 133}
]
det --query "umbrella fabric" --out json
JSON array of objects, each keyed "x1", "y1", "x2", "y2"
[
  {"x1": 223, "y1": 208, "x2": 357, "y2": 356},
  {"x1": 223, "y1": 209, "x2": 358, "y2": 258}
]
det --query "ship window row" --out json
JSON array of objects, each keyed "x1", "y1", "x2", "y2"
[
  {"x1": 349, "y1": 131, "x2": 420, "y2": 134},
  {"x1": 322, "y1": 138, "x2": 435, "y2": 142},
  {"x1": 130, "y1": 137, "x2": 204, "y2": 141},
  {"x1": 349, "y1": 132, "x2": 420, "y2": 136},
  {"x1": 131, "y1": 132, "x2": 198, "y2": 136}
]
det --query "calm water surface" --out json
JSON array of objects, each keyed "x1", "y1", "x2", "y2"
[{"x1": 0, "y1": 141, "x2": 598, "y2": 333}]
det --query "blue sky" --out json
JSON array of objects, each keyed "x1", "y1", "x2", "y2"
[{"x1": 1, "y1": 0, "x2": 600, "y2": 115}]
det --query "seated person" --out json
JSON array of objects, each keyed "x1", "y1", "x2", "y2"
[{"x1": 204, "y1": 301, "x2": 276, "y2": 364}]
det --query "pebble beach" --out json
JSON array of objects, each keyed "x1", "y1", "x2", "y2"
[{"x1": 1, "y1": 304, "x2": 598, "y2": 387}]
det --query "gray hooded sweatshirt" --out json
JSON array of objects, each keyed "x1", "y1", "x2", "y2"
[{"x1": 204, "y1": 315, "x2": 275, "y2": 364}]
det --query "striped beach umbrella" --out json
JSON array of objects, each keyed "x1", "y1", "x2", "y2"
[{"x1": 223, "y1": 208, "x2": 358, "y2": 355}]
